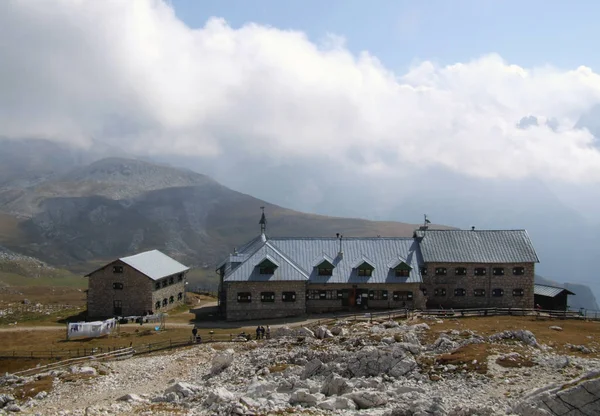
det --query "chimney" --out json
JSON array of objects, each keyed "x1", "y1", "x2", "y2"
[
  {"x1": 471, "y1": 226, "x2": 475, "y2": 231},
  {"x1": 338, "y1": 234, "x2": 344, "y2": 258}
]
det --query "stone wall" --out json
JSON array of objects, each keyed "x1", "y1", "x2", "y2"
[
  {"x1": 421, "y1": 262, "x2": 535, "y2": 309},
  {"x1": 225, "y1": 281, "x2": 307, "y2": 321},
  {"x1": 87, "y1": 261, "x2": 186, "y2": 318},
  {"x1": 151, "y1": 273, "x2": 187, "y2": 314},
  {"x1": 306, "y1": 283, "x2": 425, "y2": 313}
]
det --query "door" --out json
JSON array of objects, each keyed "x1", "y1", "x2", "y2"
[
  {"x1": 358, "y1": 289, "x2": 368, "y2": 308},
  {"x1": 341, "y1": 289, "x2": 350, "y2": 307},
  {"x1": 113, "y1": 300, "x2": 123, "y2": 316},
  {"x1": 348, "y1": 288, "x2": 356, "y2": 307}
]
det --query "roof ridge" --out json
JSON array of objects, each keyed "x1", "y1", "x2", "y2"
[{"x1": 265, "y1": 241, "x2": 309, "y2": 279}]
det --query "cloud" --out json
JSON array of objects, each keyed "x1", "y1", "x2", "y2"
[{"x1": 2, "y1": 0, "x2": 600, "y2": 183}]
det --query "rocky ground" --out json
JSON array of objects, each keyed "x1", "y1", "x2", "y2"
[{"x1": 1, "y1": 317, "x2": 600, "y2": 415}]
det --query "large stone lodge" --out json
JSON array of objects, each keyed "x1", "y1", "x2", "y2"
[{"x1": 217, "y1": 212, "x2": 540, "y2": 321}]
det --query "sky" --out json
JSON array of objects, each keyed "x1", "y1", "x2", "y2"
[
  {"x1": 172, "y1": 0, "x2": 600, "y2": 73},
  {"x1": 1, "y1": 0, "x2": 600, "y2": 291}
]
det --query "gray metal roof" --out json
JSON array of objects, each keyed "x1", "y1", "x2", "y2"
[
  {"x1": 120, "y1": 250, "x2": 189, "y2": 281},
  {"x1": 415, "y1": 230, "x2": 539, "y2": 264},
  {"x1": 224, "y1": 241, "x2": 309, "y2": 282},
  {"x1": 268, "y1": 237, "x2": 423, "y2": 284},
  {"x1": 534, "y1": 284, "x2": 575, "y2": 297}
]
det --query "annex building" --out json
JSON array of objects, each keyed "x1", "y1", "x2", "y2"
[
  {"x1": 86, "y1": 249, "x2": 189, "y2": 318},
  {"x1": 217, "y1": 213, "x2": 540, "y2": 321}
]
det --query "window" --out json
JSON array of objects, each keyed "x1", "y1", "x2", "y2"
[
  {"x1": 435, "y1": 267, "x2": 447, "y2": 276},
  {"x1": 513, "y1": 267, "x2": 525, "y2": 275},
  {"x1": 369, "y1": 290, "x2": 388, "y2": 300},
  {"x1": 474, "y1": 289, "x2": 486, "y2": 297},
  {"x1": 169, "y1": 277, "x2": 174, "y2": 285},
  {"x1": 155, "y1": 301, "x2": 161, "y2": 309},
  {"x1": 178, "y1": 273, "x2": 184, "y2": 282},
  {"x1": 434, "y1": 288, "x2": 446, "y2": 297},
  {"x1": 393, "y1": 291, "x2": 413, "y2": 301},
  {"x1": 358, "y1": 268, "x2": 372, "y2": 277},
  {"x1": 306, "y1": 290, "x2": 320, "y2": 300},
  {"x1": 169, "y1": 296, "x2": 174, "y2": 304},
  {"x1": 177, "y1": 292, "x2": 183, "y2": 300},
  {"x1": 237, "y1": 292, "x2": 252, "y2": 303},
  {"x1": 455, "y1": 267, "x2": 467, "y2": 276},
  {"x1": 318, "y1": 268, "x2": 333, "y2": 276},
  {"x1": 282, "y1": 291, "x2": 296, "y2": 302},
  {"x1": 395, "y1": 269, "x2": 410, "y2": 277},
  {"x1": 112, "y1": 282, "x2": 123, "y2": 290},
  {"x1": 513, "y1": 288, "x2": 524, "y2": 297},
  {"x1": 420, "y1": 267, "x2": 428, "y2": 275},
  {"x1": 112, "y1": 265, "x2": 123, "y2": 274},
  {"x1": 162, "y1": 298, "x2": 168, "y2": 306},
  {"x1": 162, "y1": 280, "x2": 168, "y2": 288},
  {"x1": 321, "y1": 290, "x2": 338, "y2": 300},
  {"x1": 259, "y1": 267, "x2": 275, "y2": 275},
  {"x1": 260, "y1": 292, "x2": 275, "y2": 302},
  {"x1": 474, "y1": 267, "x2": 487, "y2": 276},
  {"x1": 113, "y1": 300, "x2": 122, "y2": 315},
  {"x1": 493, "y1": 268, "x2": 505, "y2": 276},
  {"x1": 492, "y1": 288, "x2": 504, "y2": 297},
  {"x1": 454, "y1": 288, "x2": 466, "y2": 297},
  {"x1": 421, "y1": 288, "x2": 427, "y2": 297},
  {"x1": 155, "y1": 282, "x2": 160, "y2": 290}
]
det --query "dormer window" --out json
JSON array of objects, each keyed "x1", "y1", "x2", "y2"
[
  {"x1": 353, "y1": 257, "x2": 375, "y2": 278},
  {"x1": 313, "y1": 256, "x2": 335, "y2": 276},
  {"x1": 388, "y1": 258, "x2": 412, "y2": 278},
  {"x1": 358, "y1": 268, "x2": 372, "y2": 277},
  {"x1": 256, "y1": 256, "x2": 279, "y2": 275}
]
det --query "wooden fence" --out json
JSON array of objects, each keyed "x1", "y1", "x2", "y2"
[{"x1": 0, "y1": 304, "x2": 78, "y2": 315}]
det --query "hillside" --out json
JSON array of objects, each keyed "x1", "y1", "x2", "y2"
[{"x1": 0, "y1": 157, "x2": 438, "y2": 273}]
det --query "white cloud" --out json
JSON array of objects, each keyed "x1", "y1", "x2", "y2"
[{"x1": 2, "y1": 0, "x2": 600, "y2": 183}]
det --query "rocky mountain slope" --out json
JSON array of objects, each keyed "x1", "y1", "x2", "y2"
[
  {"x1": 2, "y1": 316, "x2": 599, "y2": 415},
  {"x1": 0, "y1": 157, "x2": 434, "y2": 270}
]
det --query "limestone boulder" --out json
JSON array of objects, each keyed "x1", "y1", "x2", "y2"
[{"x1": 210, "y1": 349, "x2": 235, "y2": 375}]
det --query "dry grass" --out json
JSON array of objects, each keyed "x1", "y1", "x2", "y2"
[
  {"x1": 436, "y1": 343, "x2": 490, "y2": 374},
  {"x1": 496, "y1": 354, "x2": 535, "y2": 368},
  {"x1": 9, "y1": 375, "x2": 54, "y2": 400},
  {"x1": 268, "y1": 363, "x2": 289, "y2": 373},
  {"x1": 418, "y1": 316, "x2": 600, "y2": 358}
]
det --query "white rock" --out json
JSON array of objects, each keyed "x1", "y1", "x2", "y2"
[
  {"x1": 205, "y1": 387, "x2": 235, "y2": 405},
  {"x1": 315, "y1": 326, "x2": 334, "y2": 339},
  {"x1": 211, "y1": 349, "x2": 235, "y2": 374},
  {"x1": 117, "y1": 393, "x2": 147, "y2": 403},
  {"x1": 302, "y1": 359, "x2": 323, "y2": 379},
  {"x1": 297, "y1": 327, "x2": 316, "y2": 338},
  {"x1": 289, "y1": 389, "x2": 324, "y2": 406},
  {"x1": 411, "y1": 323, "x2": 430, "y2": 331},
  {"x1": 549, "y1": 326, "x2": 563, "y2": 331},
  {"x1": 165, "y1": 381, "x2": 200, "y2": 398},
  {"x1": 321, "y1": 374, "x2": 352, "y2": 396},
  {"x1": 347, "y1": 390, "x2": 388, "y2": 409},
  {"x1": 318, "y1": 396, "x2": 357, "y2": 410}
]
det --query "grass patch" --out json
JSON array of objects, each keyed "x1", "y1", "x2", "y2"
[
  {"x1": 496, "y1": 353, "x2": 535, "y2": 368},
  {"x1": 268, "y1": 363, "x2": 289, "y2": 373},
  {"x1": 436, "y1": 343, "x2": 490, "y2": 374},
  {"x1": 9, "y1": 375, "x2": 54, "y2": 400}
]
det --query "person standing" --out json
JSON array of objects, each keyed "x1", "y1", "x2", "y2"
[
  {"x1": 192, "y1": 326, "x2": 198, "y2": 343},
  {"x1": 266, "y1": 325, "x2": 271, "y2": 339}
]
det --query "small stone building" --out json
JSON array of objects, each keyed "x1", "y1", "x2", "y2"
[
  {"x1": 534, "y1": 284, "x2": 575, "y2": 311},
  {"x1": 217, "y1": 213, "x2": 541, "y2": 321},
  {"x1": 86, "y1": 249, "x2": 189, "y2": 318}
]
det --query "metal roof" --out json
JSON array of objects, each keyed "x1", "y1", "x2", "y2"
[
  {"x1": 415, "y1": 229, "x2": 539, "y2": 264},
  {"x1": 534, "y1": 284, "x2": 575, "y2": 297},
  {"x1": 268, "y1": 237, "x2": 423, "y2": 284},
  {"x1": 119, "y1": 250, "x2": 189, "y2": 281},
  {"x1": 224, "y1": 241, "x2": 309, "y2": 282}
]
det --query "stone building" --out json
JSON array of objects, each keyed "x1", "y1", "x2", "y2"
[
  {"x1": 217, "y1": 213, "x2": 540, "y2": 321},
  {"x1": 415, "y1": 228, "x2": 539, "y2": 309},
  {"x1": 86, "y1": 249, "x2": 189, "y2": 318}
]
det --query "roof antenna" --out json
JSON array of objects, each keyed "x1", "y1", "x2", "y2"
[{"x1": 259, "y1": 206, "x2": 267, "y2": 235}]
